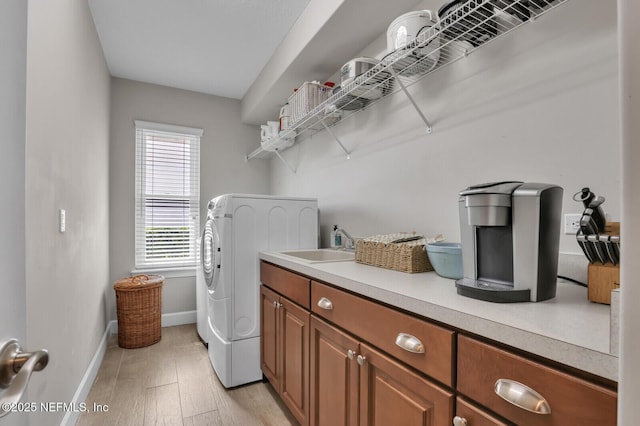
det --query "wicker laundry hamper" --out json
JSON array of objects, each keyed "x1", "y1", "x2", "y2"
[{"x1": 114, "y1": 274, "x2": 164, "y2": 348}]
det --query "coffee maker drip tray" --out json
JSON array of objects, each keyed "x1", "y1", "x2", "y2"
[{"x1": 454, "y1": 278, "x2": 531, "y2": 303}]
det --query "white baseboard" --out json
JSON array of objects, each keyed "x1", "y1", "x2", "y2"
[
  {"x1": 162, "y1": 310, "x2": 197, "y2": 327},
  {"x1": 62, "y1": 311, "x2": 197, "y2": 425},
  {"x1": 109, "y1": 310, "x2": 197, "y2": 333},
  {"x1": 60, "y1": 325, "x2": 110, "y2": 426}
]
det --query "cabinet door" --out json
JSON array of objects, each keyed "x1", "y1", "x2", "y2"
[
  {"x1": 280, "y1": 297, "x2": 310, "y2": 426},
  {"x1": 359, "y1": 342, "x2": 454, "y2": 426},
  {"x1": 260, "y1": 285, "x2": 280, "y2": 391},
  {"x1": 310, "y1": 316, "x2": 359, "y2": 426},
  {"x1": 455, "y1": 396, "x2": 510, "y2": 426}
]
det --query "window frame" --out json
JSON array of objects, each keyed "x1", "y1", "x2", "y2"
[{"x1": 133, "y1": 120, "x2": 202, "y2": 272}]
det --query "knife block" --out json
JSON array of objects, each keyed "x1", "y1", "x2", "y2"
[{"x1": 587, "y1": 222, "x2": 620, "y2": 305}]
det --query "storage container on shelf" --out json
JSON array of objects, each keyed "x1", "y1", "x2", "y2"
[{"x1": 288, "y1": 81, "x2": 335, "y2": 125}]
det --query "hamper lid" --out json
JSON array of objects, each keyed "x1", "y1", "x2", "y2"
[{"x1": 114, "y1": 274, "x2": 164, "y2": 289}]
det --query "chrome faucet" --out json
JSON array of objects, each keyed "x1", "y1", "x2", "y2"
[{"x1": 335, "y1": 227, "x2": 355, "y2": 250}]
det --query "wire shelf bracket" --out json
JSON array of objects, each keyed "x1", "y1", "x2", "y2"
[
  {"x1": 273, "y1": 149, "x2": 296, "y2": 173},
  {"x1": 319, "y1": 118, "x2": 351, "y2": 159},
  {"x1": 392, "y1": 69, "x2": 433, "y2": 134}
]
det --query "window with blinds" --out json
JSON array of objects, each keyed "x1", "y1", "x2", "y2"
[{"x1": 134, "y1": 120, "x2": 202, "y2": 269}]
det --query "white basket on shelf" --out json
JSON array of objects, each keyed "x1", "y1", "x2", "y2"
[{"x1": 288, "y1": 81, "x2": 333, "y2": 125}]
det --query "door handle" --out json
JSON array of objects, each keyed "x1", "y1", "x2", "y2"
[
  {"x1": 494, "y1": 379, "x2": 551, "y2": 414},
  {"x1": 316, "y1": 297, "x2": 333, "y2": 310},
  {"x1": 0, "y1": 339, "x2": 49, "y2": 418}
]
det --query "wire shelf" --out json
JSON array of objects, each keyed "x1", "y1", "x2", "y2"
[{"x1": 246, "y1": 0, "x2": 568, "y2": 162}]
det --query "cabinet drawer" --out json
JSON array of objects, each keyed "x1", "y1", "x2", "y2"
[
  {"x1": 311, "y1": 281, "x2": 454, "y2": 387},
  {"x1": 457, "y1": 335, "x2": 617, "y2": 426},
  {"x1": 261, "y1": 261, "x2": 310, "y2": 309}
]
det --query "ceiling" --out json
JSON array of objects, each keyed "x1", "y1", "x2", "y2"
[
  {"x1": 88, "y1": 0, "x2": 311, "y2": 100},
  {"x1": 88, "y1": 0, "x2": 425, "y2": 124}
]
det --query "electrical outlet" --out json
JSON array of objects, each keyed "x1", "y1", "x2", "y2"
[{"x1": 564, "y1": 213, "x2": 582, "y2": 234}]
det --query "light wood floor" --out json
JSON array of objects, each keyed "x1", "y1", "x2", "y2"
[{"x1": 77, "y1": 324, "x2": 297, "y2": 425}]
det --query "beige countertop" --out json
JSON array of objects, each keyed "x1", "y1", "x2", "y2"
[{"x1": 260, "y1": 250, "x2": 618, "y2": 382}]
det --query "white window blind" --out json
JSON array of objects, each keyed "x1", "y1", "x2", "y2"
[{"x1": 134, "y1": 120, "x2": 202, "y2": 269}]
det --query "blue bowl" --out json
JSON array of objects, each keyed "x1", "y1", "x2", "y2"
[{"x1": 426, "y1": 242, "x2": 463, "y2": 279}]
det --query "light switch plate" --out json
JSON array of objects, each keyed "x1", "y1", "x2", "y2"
[{"x1": 59, "y1": 209, "x2": 66, "y2": 233}]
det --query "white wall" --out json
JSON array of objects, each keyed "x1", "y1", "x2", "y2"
[
  {"x1": 618, "y1": 0, "x2": 640, "y2": 422},
  {"x1": 0, "y1": 1, "x2": 27, "y2": 342},
  {"x1": 109, "y1": 79, "x2": 270, "y2": 319},
  {"x1": 0, "y1": 2, "x2": 27, "y2": 425},
  {"x1": 269, "y1": 0, "x2": 620, "y2": 266},
  {"x1": 24, "y1": 0, "x2": 111, "y2": 424}
]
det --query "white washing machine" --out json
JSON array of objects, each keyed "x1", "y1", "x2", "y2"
[{"x1": 201, "y1": 194, "x2": 318, "y2": 388}]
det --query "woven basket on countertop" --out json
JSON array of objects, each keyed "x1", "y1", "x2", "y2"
[
  {"x1": 355, "y1": 238, "x2": 434, "y2": 273},
  {"x1": 114, "y1": 274, "x2": 164, "y2": 349}
]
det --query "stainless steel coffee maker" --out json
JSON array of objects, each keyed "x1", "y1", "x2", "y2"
[{"x1": 455, "y1": 181, "x2": 563, "y2": 302}]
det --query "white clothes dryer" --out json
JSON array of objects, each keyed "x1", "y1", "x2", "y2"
[{"x1": 201, "y1": 194, "x2": 318, "y2": 388}]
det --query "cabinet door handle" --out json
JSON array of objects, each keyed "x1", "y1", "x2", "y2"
[
  {"x1": 356, "y1": 355, "x2": 366, "y2": 366},
  {"x1": 317, "y1": 297, "x2": 333, "y2": 310},
  {"x1": 395, "y1": 333, "x2": 425, "y2": 354},
  {"x1": 347, "y1": 349, "x2": 355, "y2": 360},
  {"x1": 452, "y1": 416, "x2": 468, "y2": 426},
  {"x1": 494, "y1": 379, "x2": 551, "y2": 414}
]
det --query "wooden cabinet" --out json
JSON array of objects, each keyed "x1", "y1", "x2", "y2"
[
  {"x1": 311, "y1": 280, "x2": 455, "y2": 387},
  {"x1": 260, "y1": 261, "x2": 310, "y2": 308},
  {"x1": 359, "y1": 342, "x2": 454, "y2": 425},
  {"x1": 457, "y1": 335, "x2": 617, "y2": 426},
  {"x1": 310, "y1": 316, "x2": 453, "y2": 426},
  {"x1": 261, "y1": 261, "x2": 618, "y2": 425},
  {"x1": 309, "y1": 316, "x2": 359, "y2": 426},
  {"x1": 454, "y1": 397, "x2": 509, "y2": 426},
  {"x1": 261, "y1": 285, "x2": 280, "y2": 389},
  {"x1": 260, "y1": 263, "x2": 311, "y2": 426}
]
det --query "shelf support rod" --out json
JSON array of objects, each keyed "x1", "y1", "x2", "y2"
[
  {"x1": 320, "y1": 119, "x2": 351, "y2": 159},
  {"x1": 393, "y1": 73, "x2": 432, "y2": 134},
  {"x1": 273, "y1": 149, "x2": 296, "y2": 173}
]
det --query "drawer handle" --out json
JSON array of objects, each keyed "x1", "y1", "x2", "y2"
[
  {"x1": 395, "y1": 333, "x2": 425, "y2": 354},
  {"x1": 494, "y1": 379, "x2": 551, "y2": 414},
  {"x1": 452, "y1": 416, "x2": 467, "y2": 426},
  {"x1": 317, "y1": 297, "x2": 333, "y2": 310}
]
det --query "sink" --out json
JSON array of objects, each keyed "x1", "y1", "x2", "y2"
[{"x1": 279, "y1": 249, "x2": 355, "y2": 263}]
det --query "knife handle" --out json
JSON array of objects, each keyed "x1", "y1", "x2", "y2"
[
  {"x1": 599, "y1": 235, "x2": 619, "y2": 266},
  {"x1": 588, "y1": 196, "x2": 607, "y2": 230},
  {"x1": 580, "y1": 209, "x2": 598, "y2": 235},
  {"x1": 577, "y1": 232, "x2": 596, "y2": 264},
  {"x1": 587, "y1": 234, "x2": 607, "y2": 265}
]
